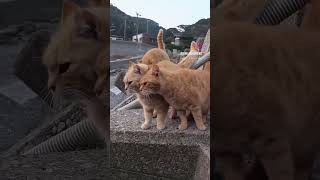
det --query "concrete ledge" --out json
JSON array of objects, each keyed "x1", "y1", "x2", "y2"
[
  {"x1": 111, "y1": 109, "x2": 210, "y2": 146},
  {"x1": 110, "y1": 109, "x2": 210, "y2": 179},
  {"x1": 0, "y1": 149, "x2": 109, "y2": 179},
  {"x1": 1, "y1": 142, "x2": 209, "y2": 180}
]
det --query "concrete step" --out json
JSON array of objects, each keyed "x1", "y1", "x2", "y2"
[{"x1": 0, "y1": 80, "x2": 37, "y2": 106}]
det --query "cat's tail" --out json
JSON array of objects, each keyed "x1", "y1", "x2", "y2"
[{"x1": 157, "y1": 29, "x2": 165, "y2": 50}]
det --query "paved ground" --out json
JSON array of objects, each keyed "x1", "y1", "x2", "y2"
[{"x1": 0, "y1": 43, "x2": 48, "y2": 153}]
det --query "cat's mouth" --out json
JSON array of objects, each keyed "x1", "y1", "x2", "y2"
[{"x1": 126, "y1": 88, "x2": 139, "y2": 95}]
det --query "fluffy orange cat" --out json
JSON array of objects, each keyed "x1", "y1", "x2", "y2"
[
  {"x1": 178, "y1": 41, "x2": 201, "y2": 68},
  {"x1": 123, "y1": 29, "x2": 173, "y2": 130},
  {"x1": 213, "y1": 19, "x2": 320, "y2": 179},
  {"x1": 123, "y1": 61, "x2": 176, "y2": 130},
  {"x1": 42, "y1": 0, "x2": 107, "y2": 132},
  {"x1": 139, "y1": 63, "x2": 210, "y2": 130}
]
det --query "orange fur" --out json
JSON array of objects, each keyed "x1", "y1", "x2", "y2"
[
  {"x1": 213, "y1": 0, "x2": 267, "y2": 23},
  {"x1": 139, "y1": 48, "x2": 170, "y2": 65},
  {"x1": 157, "y1": 29, "x2": 165, "y2": 50},
  {"x1": 123, "y1": 61, "x2": 174, "y2": 130},
  {"x1": 42, "y1": 0, "x2": 107, "y2": 100},
  {"x1": 213, "y1": 20, "x2": 320, "y2": 179},
  {"x1": 139, "y1": 64, "x2": 210, "y2": 130},
  {"x1": 178, "y1": 41, "x2": 201, "y2": 68},
  {"x1": 42, "y1": 1, "x2": 107, "y2": 134}
]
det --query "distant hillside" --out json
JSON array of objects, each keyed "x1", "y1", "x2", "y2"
[
  {"x1": 110, "y1": 5, "x2": 163, "y2": 40},
  {"x1": 110, "y1": 5, "x2": 209, "y2": 48}
]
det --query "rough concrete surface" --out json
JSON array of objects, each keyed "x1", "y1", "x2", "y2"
[
  {"x1": 111, "y1": 109, "x2": 210, "y2": 146},
  {"x1": 0, "y1": 41, "x2": 49, "y2": 154},
  {"x1": 0, "y1": 149, "x2": 109, "y2": 179}
]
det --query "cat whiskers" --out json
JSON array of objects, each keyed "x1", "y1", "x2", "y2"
[{"x1": 39, "y1": 87, "x2": 57, "y2": 112}]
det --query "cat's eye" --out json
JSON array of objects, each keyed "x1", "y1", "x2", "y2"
[
  {"x1": 59, "y1": 62, "x2": 71, "y2": 74},
  {"x1": 128, "y1": 81, "x2": 132, "y2": 85},
  {"x1": 143, "y1": 82, "x2": 147, "y2": 86},
  {"x1": 79, "y1": 24, "x2": 98, "y2": 40}
]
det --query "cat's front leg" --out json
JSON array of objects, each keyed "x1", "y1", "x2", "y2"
[
  {"x1": 253, "y1": 137, "x2": 294, "y2": 180},
  {"x1": 155, "y1": 107, "x2": 168, "y2": 130},
  {"x1": 191, "y1": 107, "x2": 206, "y2": 130},
  {"x1": 177, "y1": 110, "x2": 188, "y2": 130},
  {"x1": 141, "y1": 106, "x2": 153, "y2": 129}
]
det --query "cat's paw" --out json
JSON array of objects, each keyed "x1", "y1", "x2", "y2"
[
  {"x1": 196, "y1": 124, "x2": 207, "y2": 131},
  {"x1": 141, "y1": 123, "x2": 151, "y2": 130},
  {"x1": 178, "y1": 124, "x2": 188, "y2": 130},
  {"x1": 156, "y1": 123, "x2": 166, "y2": 130}
]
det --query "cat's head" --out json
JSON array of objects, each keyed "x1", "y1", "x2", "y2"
[
  {"x1": 139, "y1": 64, "x2": 161, "y2": 96},
  {"x1": 123, "y1": 61, "x2": 149, "y2": 94},
  {"x1": 42, "y1": 0, "x2": 107, "y2": 102}
]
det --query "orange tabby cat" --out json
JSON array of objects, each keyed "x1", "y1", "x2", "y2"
[
  {"x1": 123, "y1": 61, "x2": 172, "y2": 130},
  {"x1": 42, "y1": 0, "x2": 107, "y2": 132},
  {"x1": 123, "y1": 28, "x2": 178, "y2": 129},
  {"x1": 43, "y1": 0, "x2": 107, "y2": 100},
  {"x1": 178, "y1": 41, "x2": 201, "y2": 68},
  {"x1": 213, "y1": 20, "x2": 320, "y2": 179},
  {"x1": 139, "y1": 63, "x2": 210, "y2": 130}
]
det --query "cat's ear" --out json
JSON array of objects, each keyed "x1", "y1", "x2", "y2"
[
  {"x1": 88, "y1": 0, "x2": 107, "y2": 7},
  {"x1": 61, "y1": 0, "x2": 81, "y2": 24},
  {"x1": 151, "y1": 65, "x2": 160, "y2": 77},
  {"x1": 190, "y1": 41, "x2": 199, "y2": 52},
  {"x1": 134, "y1": 65, "x2": 142, "y2": 74}
]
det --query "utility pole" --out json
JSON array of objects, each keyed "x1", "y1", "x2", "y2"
[
  {"x1": 147, "y1": 20, "x2": 149, "y2": 34},
  {"x1": 136, "y1": 12, "x2": 141, "y2": 43},
  {"x1": 123, "y1": 18, "x2": 127, "y2": 40}
]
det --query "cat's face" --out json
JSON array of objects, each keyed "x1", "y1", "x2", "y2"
[
  {"x1": 123, "y1": 62, "x2": 149, "y2": 94},
  {"x1": 139, "y1": 65, "x2": 161, "y2": 96},
  {"x1": 42, "y1": 0, "x2": 107, "y2": 102}
]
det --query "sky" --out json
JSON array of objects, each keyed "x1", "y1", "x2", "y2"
[{"x1": 110, "y1": 0, "x2": 210, "y2": 29}]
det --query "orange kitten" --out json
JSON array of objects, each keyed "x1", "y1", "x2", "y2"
[
  {"x1": 123, "y1": 61, "x2": 171, "y2": 130},
  {"x1": 178, "y1": 41, "x2": 201, "y2": 68},
  {"x1": 139, "y1": 64, "x2": 210, "y2": 130}
]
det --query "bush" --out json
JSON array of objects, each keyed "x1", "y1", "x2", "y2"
[{"x1": 165, "y1": 43, "x2": 183, "y2": 51}]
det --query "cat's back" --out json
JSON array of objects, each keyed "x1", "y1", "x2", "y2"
[
  {"x1": 157, "y1": 60, "x2": 179, "y2": 71},
  {"x1": 141, "y1": 48, "x2": 170, "y2": 65}
]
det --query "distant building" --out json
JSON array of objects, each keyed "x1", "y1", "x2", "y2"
[
  {"x1": 174, "y1": 37, "x2": 181, "y2": 46},
  {"x1": 132, "y1": 33, "x2": 156, "y2": 45},
  {"x1": 110, "y1": 35, "x2": 124, "y2": 41}
]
